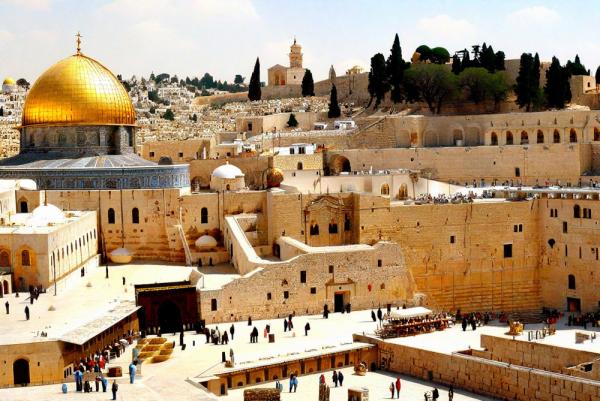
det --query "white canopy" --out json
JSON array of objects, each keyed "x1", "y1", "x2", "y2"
[{"x1": 388, "y1": 306, "x2": 432, "y2": 320}]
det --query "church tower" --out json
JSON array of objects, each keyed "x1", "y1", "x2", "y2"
[{"x1": 289, "y1": 38, "x2": 303, "y2": 69}]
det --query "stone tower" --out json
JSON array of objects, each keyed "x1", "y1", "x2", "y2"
[{"x1": 289, "y1": 38, "x2": 303, "y2": 69}]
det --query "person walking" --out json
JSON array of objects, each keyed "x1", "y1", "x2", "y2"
[
  {"x1": 332, "y1": 370, "x2": 338, "y2": 387},
  {"x1": 371, "y1": 310, "x2": 376, "y2": 322},
  {"x1": 74, "y1": 369, "x2": 83, "y2": 392},
  {"x1": 448, "y1": 385, "x2": 454, "y2": 401},
  {"x1": 289, "y1": 374, "x2": 295, "y2": 393},
  {"x1": 111, "y1": 380, "x2": 118, "y2": 400},
  {"x1": 230, "y1": 324, "x2": 235, "y2": 340},
  {"x1": 101, "y1": 376, "x2": 108, "y2": 393},
  {"x1": 95, "y1": 375, "x2": 100, "y2": 392},
  {"x1": 461, "y1": 318, "x2": 467, "y2": 332},
  {"x1": 338, "y1": 371, "x2": 344, "y2": 386},
  {"x1": 432, "y1": 387, "x2": 439, "y2": 400},
  {"x1": 222, "y1": 331, "x2": 229, "y2": 345},
  {"x1": 389, "y1": 382, "x2": 395, "y2": 399},
  {"x1": 377, "y1": 307, "x2": 383, "y2": 323},
  {"x1": 395, "y1": 377, "x2": 401, "y2": 398},
  {"x1": 291, "y1": 374, "x2": 298, "y2": 392},
  {"x1": 284, "y1": 319, "x2": 288, "y2": 332},
  {"x1": 24, "y1": 305, "x2": 29, "y2": 320},
  {"x1": 4, "y1": 301, "x2": 8, "y2": 314},
  {"x1": 304, "y1": 322, "x2": 310, "y2": 336},
  {"x1": 319, "y1": 374, "x2": 325, "y2": 385},
  {"x1": 129, "y1": 361, "x2": 136, "y2": 384}
]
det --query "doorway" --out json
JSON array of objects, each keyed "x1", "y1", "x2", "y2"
[
  {"x1": 158, "y1": 300, "x2": 182, "y2": 333},
  {"x1": 567, "y1": 297, "x2": 581, "y2": 312},
  {"x1": 13, "y1": 359, "x2": 30, "y2": 386},
  {"x1": 334, "y1": 292, "x2": 347, "y2": 313}
]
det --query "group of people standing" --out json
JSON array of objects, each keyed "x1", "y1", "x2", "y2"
[{"x1": 319, "y1": 370, "x2": 344, "y2": 387}]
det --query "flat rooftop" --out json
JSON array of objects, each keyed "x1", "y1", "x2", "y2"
[{"x1": 0, "y1": 262, "x2": 191, "y2": 345}]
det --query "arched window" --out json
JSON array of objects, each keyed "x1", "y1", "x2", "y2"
[
  {"x1": 381, "y1": 184, "x2": 390, "y2": 196},
  {"x1": 570, "y1": 129, "x2": 577, "y2": 143},
  {"x1": 490, "y1": 132, "x2": 498, "y2": 146},
  {"x1": 520, "y1": 131, "x2": 528, "y2": 145},
  {"x1": 309, "y1": 224, "x2": 319, "y2": 236},
  {"x1": 553, "y1": 130, "x2": 560, "y2": 143},
  {"x1": 107, "y1": 208, "x2": 115, "y2": 224},
  {"x1": 297, "y1": 162, "x2": 303, "y2": 170},
  {"x1": 201, "y1": 207, "x2": 208, "y2": 224},
  {"x1": 0, "y1": 251, "x2": 9, "y2": 267},
  {"x1": 595, "y1": 127, "x2": 600, "y2": 141},
  {"x1": 226, "y1": 184, "x2": 231, "y2": 191},
  {"x1": 506, "y1": 131, "x2": 513, "y2": 145},
  {"x1": 21, "y1": 250, "x2": 30, "y2": 266},
  {"x1": 328, "y1": 222, "x2": 338, "y2": 234},
  {"x1": 537, "y1": 130, "x2": 544, "y2": 144},
  {"x1": 573, "y1": 204, "x2": 581, "y2": 218},
  {"x1": 568, "y1": 274, "x2": 576, "y2": 290},
  {"x1": 132, "y1": 207, "x2": 139, "y2": 224}
]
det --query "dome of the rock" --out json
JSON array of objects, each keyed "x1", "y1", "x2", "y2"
[{"x1": 21, "y1": 53, "x2": 135, "y2": 128}]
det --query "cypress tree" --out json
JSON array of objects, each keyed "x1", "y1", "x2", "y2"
[
  {"x1": 461, "y1": 49, "x2": 471, "y2": 70},
  {"x1": 368, "y1": 53, "x2": 389, "y2": 107},
  {"x1": 494, "y1": 51, "x2": 506, "y2": 71},
  {"x1": 515, "y1": 53, "x2": 540, "y2": 111},
  {"x1": 451, "y1": 55, "x2": 462, "y2": 75},
  {"x1": 595, "y1": 66, "x2": 600, "y2": 85},
  {"x1": 328, "y1": 84, "x2": 341, "y2": 118},
  {"x1": 545, "y1": 56, "x2": 567, "y2": 109},
  {"x1": 301, "y1": 69, "x2": 315, "y2": 97},
  {"x1": 248, "y1": 57, "x2": 261, "y2": 101},
  {"x1": 287, "y1": 113, "x2": 298, "y2": 127},
  {"x1": 386, "y1": 34, "x2": 407, "y2": 103}
]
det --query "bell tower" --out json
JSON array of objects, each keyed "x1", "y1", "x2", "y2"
[{"x1": 289, "y1": 37, "x2": 303, "y2": 69}]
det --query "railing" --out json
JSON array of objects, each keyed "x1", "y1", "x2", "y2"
[{"x1": 175, "y1": 223, "x2": 192, "y2": 266}]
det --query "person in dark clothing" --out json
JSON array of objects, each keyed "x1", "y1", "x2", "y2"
[
  {"x1": 222, "y1": 331, "x2": 229, "y2": 344},
  {"x1": 470, "y1": 318, "x2": 476, "y2": 331},
  {"x1": 122, "y1": 276, "x2": 126, "y2": 286},
  {"x1": 338, "y1": 371, "x2": 344, "y2": 386},
  {"x1": 4, "y1": 301, "x2": 8, "y2": 314},
  {"x1": 448, "y1": 385, "x2": 454, "y2": 401},
  {"x1": 371, "y1": 310, "x2": 376, "y2": 322},
  {"x1": 111, "y1": 380, "x2": 118, "y2": 400},
  {"x1": 377, "y1": 307, "x2": 383, "y2": 322},
  {"x1": 284, "y1": 319, "x2": 288, "y2": 332},
  {"x1": 229, "y1": 324, "x2": 235, "y2": 340},
  {"x1": 24, "y1": 305, "x2": 29, "y2": 320},
  {"x1": 205, "y1": 328, "x2": 210, "y2": 343},
  {"x1": 248, "y1": 316, "x2": 252, "y2": 326},
  {"x1": 323, "y1": 304, "x2": 329, "y2": 319},
  {"x1": 461, "y1": 318, "x2": 467, "y2": 332},
  {"x1": 332, "y1": 370, "x2": 338, "y2": 387},
  {"x1": 432, "y1": 387, "x2": 439, "y2": 400},
  {"x1": 304, "y1": 322, "x2": 310, "y2": 336}
]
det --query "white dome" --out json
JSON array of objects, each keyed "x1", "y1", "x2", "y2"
[
  {"x1": 111, "y1": 247, "x2": 132, "y2": 256},
  {"x1": 28, "y1": 204, "x2": 65, "y2": 226},
  {"x1": 17, "y1": 179, "x2": 37, "y2": 191},
  {"x1": 195, "y1": 235, "x2": 217, "y2": 249},
  {"x1": 109, "y1": 247, "x2": 133, "y2": 264},
  {"x1": 211, "y1": 162, "x2": 244, "y2": 179}
]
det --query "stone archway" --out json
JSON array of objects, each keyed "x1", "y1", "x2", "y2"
[
  {"x1": 158, "y1": 300, "x2": 182, "y2": 334},
  {"x1": 330, "y1": 155, "x2": 351, "y2": 175},
  {"x1": 13, "y1": 359, "x2": 30, "y2": 386}
]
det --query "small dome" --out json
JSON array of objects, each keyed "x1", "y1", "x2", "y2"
[
  {"x1": 28, "y1": 204, "x2": 66, "y2": 226},
  {"x1": 212, "y1": 161, "x2": 244, "y2": 179},
  {"x1": 195, "y1": 235, "x2": 217, "y2": 249},
  {"x1": 266, "y1": 167, "x2": 284, "y2": 188},
  {"x1": 17, "y1": 179, "x2": 37, "y2": 191},
  {"x1": 3, "y1": 77, "x2": 15, "y2": 85}
]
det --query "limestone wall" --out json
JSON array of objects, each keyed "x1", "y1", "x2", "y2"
[{"x1": 357, "y1": 334, "x2": 600, "y2": 401}]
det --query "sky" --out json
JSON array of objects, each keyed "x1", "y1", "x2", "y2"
[{"x1": 1, "y1": 0, "x2": 599, "y2": 84}]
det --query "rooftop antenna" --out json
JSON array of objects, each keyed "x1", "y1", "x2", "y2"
[{"x1": 76, "y1": 31, "x2": 82, "y2": 55}]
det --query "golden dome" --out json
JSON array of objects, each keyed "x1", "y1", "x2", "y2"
[
  {"x1": 22, "y1": 53, "x2": 135, "y2": 128},
  {"x1": 3, "y1": 77, "x2": 15, "y2": 85}
]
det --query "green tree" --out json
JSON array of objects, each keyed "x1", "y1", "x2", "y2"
[
  {"x1": 287, "y1": 113, "x2": 298, "y2": 127},
  {"x1": 368, "y1": 53, "x2": 389, "y2": 107},
  {"x1": 458, "y1": 67, "x2": 490, "y2": 104},
  {"x1": 479, "y1": 43, "x2": 496, "y2": 72},
  {"x1": 451, "y1": 55, "x2": 462, "y2": 75},
  {"x1": 415, "y1": 45, "x2": 432, "y2": 62},
  {"x1": 515, "y1": 53, "x2": 541, "y2": 111},
  {"x1": 328, "y1": 84, "x2": 341, "y2": 118},
  {"x1": 199, "y1": 73, "x2": 215, "y2": 89},
  {"x1": 162, "y1": 108, "x2": 175, "y2": 121},
  {"x1": 430, "y1": 47, "x2": 450, "y2": 64},
  {"x1": 234, "y1": 74, "x2": 244, "y2": 85},
  {"x1": 545, "y1": 56, "x2": 571, "y2": 109},
  {"x1": 386, "y1": 34, "x2": 408, "y2": 103},
  {"x1": 494, "y1": 51, "x2": 506, "y2": 71},
  {"x1": 16, "y1": 78, "x2": 30, "y2": 90},
  {"x1": 460, "y1": 49, "x2": 471, "y2": 70},
  {"x1": 155, "y1": 73, "x2": 170, "y2": 84},
  {"x1": 566, "y1": 54, "x2": 589, "y2": 76},
  {"x1": 301, "y1": 69, "x2": 315, "y2": 97},
  {"x1": 404, "y1": 64, "x2": 457, "y2": 114},
  {"x1": 248, "y1": 57, "x2": 261, "y2": 101},
  {"x1": 487, "y1": 71, "x2": 510, "y2": 109},
  {"x1": 150, "y1": 72, "x2": 156, "y2": 82},
  {"x1": 148, "y1": 90, "x2": 161, "y2": 103}
]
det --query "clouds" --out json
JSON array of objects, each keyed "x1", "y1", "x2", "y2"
[
  {"x1": 0, "y1": 0, "x2": 51, "y2": 11},
  {"x1": 508, "y1": 5, "x2": 560, "y2": 24},
  {"x1": 417, "y1": 14, "x2": 477, "y2": 41}
]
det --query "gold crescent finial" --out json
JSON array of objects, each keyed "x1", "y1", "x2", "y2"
[{"x1": 76, "y1": 31, "x2": 82, "y2": 55}]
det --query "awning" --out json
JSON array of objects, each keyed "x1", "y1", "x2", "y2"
[{"x1": 388, "y1": 306, "x2": 432, "y2": 320}]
